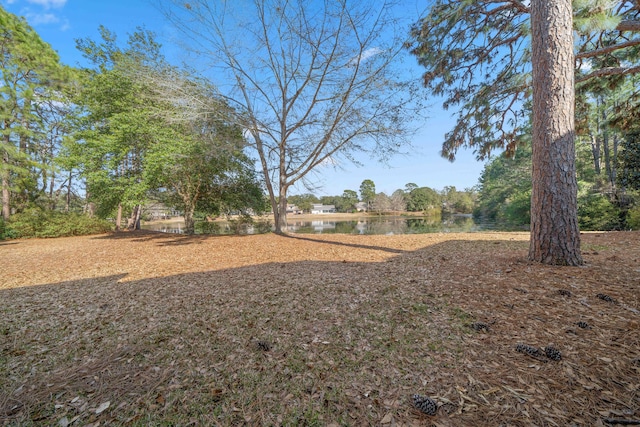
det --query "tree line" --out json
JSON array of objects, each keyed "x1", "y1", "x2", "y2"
[
  {"x1": 2, "y1": 0, "x2": 640, "y2": 266},
  {"x1": 288, "y1": 179, "x2": 475, "y2": 216},
  {"x1": 1, "y1": 11, "x2": 267, "y2": 237},
  {"x1": 1, "y1": 1, "x2": 419, "y2": 237}
]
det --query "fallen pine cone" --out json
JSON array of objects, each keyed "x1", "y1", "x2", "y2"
[
  {"x1": 255, "y1": 340, "x2": 272, "y2": 351},
  {"x1": 469, "y1": 322, "x2": 490, "y2": 332},
  {"x1": 412, "y1": 394, "x2": 437, "y2": 415},
  {"x1": 516, "y1": 343, "x2": 544, "y2": 359},
  {"x1": 597, "y1": 293, "x2": 616, "y2": 303},
  {"x1": 544, "y1": 346, "x2": 562, "y2": 361}
]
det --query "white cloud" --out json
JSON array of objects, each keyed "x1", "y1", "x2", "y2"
[
  {"x1": 360, "y1": 47, "x2": 383, "y2": 62},
  {"x1": 26, "y1": 12, "x2": 59, "y2": 25},
  {"x1": 26, "y1": 0, "x2": 66, "y2": 9},
  {"x1": 7, "y1": 0, "x2": 71, "y2": 31},
  {"x1": 349, "y1": 47, "x2": 383, "y2": 66}
]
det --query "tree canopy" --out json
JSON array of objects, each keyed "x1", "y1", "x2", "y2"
[
  {"x1": 407, "y1": 0, "x2": 640, "y2": 161},
  {"x1": 1, "y1": 6, "x2": 70, "y2": 219},
  {"x1": 68, "y1": 27, "x2": 266, "y2": 233}
]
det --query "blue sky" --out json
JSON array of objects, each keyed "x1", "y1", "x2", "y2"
[{"x1": 1, "y1": 0, "x2": 489, "y2": 197}]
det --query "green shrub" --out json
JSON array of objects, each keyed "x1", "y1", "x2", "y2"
[
  {"x1": 0, "y1": 217, "x2": 17, "y2": 240},
  {"x1": 227, "y1": 215, "x2": 272, "y2": 235},
  {"x1": 253, "y1": 218, "x2": 273, "y2": 234},
  {"x1": 227, "y1": 215, "x2": 256, "y2": 235},
  {"x1": 577, "y1": 193, "x2": 621, "y2": 231},
  {"x1": 7, "y1": 209, "x2": 113, "y2": 238},
  {"x1": 498, "y1": 189, "x2": 531, "y2": 226},
  {"x1": 626, "y1": 205, "x2": 640, "y2": 230},
  {"x1": 195, "y1": 220, "x2": 222, "y2": 234},
  {"x1": 422, "y1": 207, "x2": 442, "y2": 218}
]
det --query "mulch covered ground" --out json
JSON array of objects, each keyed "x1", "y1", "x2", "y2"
[{"x1": 0, "y1": 230, "x2": 638, "y2": 426}]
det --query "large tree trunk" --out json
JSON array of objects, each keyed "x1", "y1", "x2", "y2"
[
  {"x1": 270, "y1": 173, "x2": 289, "y2": 234},
  {"x1": 529, "y1": 0, "x2": 583, "y2": 266},
  {"x1": 274, "y1": 190, "x2": 288, "y2": 234}
]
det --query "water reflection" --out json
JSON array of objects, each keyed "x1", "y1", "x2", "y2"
[
  {"x1": 287, "y1": 215, "x2": 479, "y2": 234},
  {"x1": 143, "y1": 221, "x2": 185, "y2": 234},
  {"x1": 141, "y1": 214, "x2": 499, "y2": 235}
]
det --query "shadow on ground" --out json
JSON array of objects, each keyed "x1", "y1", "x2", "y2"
[{"x1": 1, "y1": 234, "x2": 639, "y2": 426}]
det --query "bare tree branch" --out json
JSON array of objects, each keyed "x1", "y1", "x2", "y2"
[
  {"x1": 576, "y1": 38, "x2": 640, "y2": 59},
  {"x1": 617, "y1": 19, "x2": 640, "y2": 31},
  {"x1": 158, "y1": 0, "x2": 419, "y2": 232},
  {"x1": 577, "y1": 64, "x2": 640, "y2": 82}
]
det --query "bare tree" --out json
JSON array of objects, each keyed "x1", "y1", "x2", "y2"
[
  {"x1": 159, "y1": 0, "x2": 418, "y2": 233},
  {"x1": 371, "y1": 192, "x2": 392, "y2": 214},
  {"x1": 390, "y1": 189, "x2": 407, "y2": 212}
]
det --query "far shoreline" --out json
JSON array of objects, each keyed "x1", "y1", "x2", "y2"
[{"x1": 142, "y1": 211, "x2": 436, "y2": 226}]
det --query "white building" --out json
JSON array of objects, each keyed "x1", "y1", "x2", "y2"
[{"x1": 310, "y1": 204, "x2": 336, "y2": 214}]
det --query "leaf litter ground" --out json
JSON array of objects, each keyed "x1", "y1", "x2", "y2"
[{"x1": 0, "y1": 231, "x2": 638, "y2": 426}]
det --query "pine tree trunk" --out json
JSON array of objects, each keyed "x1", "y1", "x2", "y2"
[
  {"x1": 590, "y1": 134, "x2": 601, "y2": 175},
  {"x1": 529, "y1": 0, "x2": 583, "y2": 266},
  {"x1": 48, "y1": 171, "x2": 56, "y2": 210},
  {"x1": 65, "y1": 171, "x2": 72, "y2": 212},
  {"x1": 1, "y1": 171, "x2": 9, "y2": 221},
  {"x1": 603, "y1": 116, "x2": 613, "y2": 189},
  {"x1": 612, "y1": 134, "x2": 618, "y2": 192},
  {"x1": 1, "y1": 152, "x2": 10, "y2": 221},
  {"x1": 2, "y1": 129, "x2": 11, "y2": 220}
]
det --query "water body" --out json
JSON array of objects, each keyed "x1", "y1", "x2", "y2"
[
  {"x1": 142, "y1": 215, "x2": 510, "y2": 235},
  {"x1": 287, "y1": 215, "x2": 482, "y2": 234}
]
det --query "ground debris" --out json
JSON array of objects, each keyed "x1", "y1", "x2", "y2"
[{"x1": 1, "y1": 230, "x2": 639, "y2": 426}]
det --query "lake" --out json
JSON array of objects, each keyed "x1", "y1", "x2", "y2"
[{"x1": 141, "y1": 214, "x2": 514, "y2": 235}]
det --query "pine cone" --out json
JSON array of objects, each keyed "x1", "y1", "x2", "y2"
[
  {"x1": 596, "y1": 293, "x2": 616, "y2": 303},
  {"x1": 544, "y1": 346, "x2": 562, "y2": 361},
  {"x1": 255, "y1": 340, "x2": 272, "y2": 351},
  {"x1": 576, "y1": 321, "x2": 591, "y2": 329},
  {"x1": 412, "y1": 394, "x2": 437, "y2": 415},
  {"x1": 470, "y1": 322, "x2": 490, "y2": 331},
  {"x1": 515, "y1": 343, "x2": 544, "y2": 358}
]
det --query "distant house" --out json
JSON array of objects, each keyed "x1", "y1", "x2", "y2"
[
  {"x1": 355, "y1": 202, "x2": 368, "y2": 212},
  {"x1": 287, "y1": 204, "x2": 303, "y2": 214},
  {"x1": 145, "y1": 202, "x2": 181, "y2": 220},
  {"x1": 311, "y1": 204, "x2": 336, "y2": 214}
]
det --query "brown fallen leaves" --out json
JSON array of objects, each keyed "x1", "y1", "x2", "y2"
[{"x1": 0, "y1": 230, "x2": 638, "y2": 426}]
